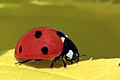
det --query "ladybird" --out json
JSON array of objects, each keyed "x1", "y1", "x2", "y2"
[{"x1": 15, "y1": 27, "x2": 85, "y2": 68}]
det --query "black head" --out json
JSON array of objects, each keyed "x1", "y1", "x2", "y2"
[
  {"x1": 72, "y1": 52, "x2": 80, "y2": 62},
  {"x1": 64, "y1": 50, "x2": 80, "y2": 63}
]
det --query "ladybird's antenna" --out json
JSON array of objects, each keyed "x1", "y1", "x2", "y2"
[{"x1": 79, "y1": 54, "x2": 86, "y2": 57}]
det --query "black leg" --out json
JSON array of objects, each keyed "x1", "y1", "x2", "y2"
[
  {"x1": 70, "y1": 58, "x2": 79, "y2": 64},
  {"x1": 61, "y1": 58, "x2": 67, "y2": 68},
  {"x1": 76, "y1": 58, "x2": 79, "y2": 63},
  {"x1": 34, "y1": 59, "x2": 42, "y2": 62},
  {"x1": 15, "y1": 60, "x2": 30, "y2": 65},
  {"x1": 50, "y1": 56, "x2": 67, "y2": 68},
  {"x1": 71, "y1": 60, "x2": 73, "y2": 64},
  {"x1": 50, "y1": 56, "x2": 60, "y2": 68},
  {"x1": 50, "y1": 62, "x2": 54, "y2": 68}
]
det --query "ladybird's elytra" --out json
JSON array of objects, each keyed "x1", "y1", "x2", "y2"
[{"x1": 15, "y1": 27, "x2": 81, "y2": 68}]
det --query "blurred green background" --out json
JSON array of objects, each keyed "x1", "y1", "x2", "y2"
[{"x1": 0, "y1": 0, "x2": 120, "y2": 59}]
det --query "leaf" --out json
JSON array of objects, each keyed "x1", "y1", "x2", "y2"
[{"x1": 0, "y1": 49, "x2": 120, "y2": 80}]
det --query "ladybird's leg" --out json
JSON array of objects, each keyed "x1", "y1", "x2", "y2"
[
  {"x1": 15, "y1": 60, "x2": 30, "y2": 65},
  {"x1": 50, "y1": 56, "x2": 60, "y2": 68},
  {"x1": 61, "y1": 58, "x2": 67, "y2": 68},
  {"x1": 34, "y1": 59, "x2": 42, "y2": 62},
  {"x1": 50, "y1": 60, "x2": 55, "y2": 68},
  {"x1": 71, "y1": 60, "x2": 74, "y2": 64},
  {"x1": 76, "y1": 58, "x2": 80, "y2": 63},
  {"x1": 70, "y1": 58, "x2": 79, "y2": 64},
  {"x1": 36, "y1": 59, "x2": 42, "y2": 62},
  {"x1": 65, "y1": 56, "x2": 74, "y2": 64}
]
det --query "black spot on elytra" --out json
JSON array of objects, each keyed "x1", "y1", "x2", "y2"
[
  {"x1": 35, "y1": 30, "x2": 42, "y2": 38},
  {"x1": 19, "y1": 46, "x2": 22, "y2": 53},
  {"x1": 41, "y1": 46, "x2": 48, "y2": 55}
]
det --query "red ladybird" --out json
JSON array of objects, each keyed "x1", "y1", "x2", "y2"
[{"x1": 15, "y1": 27, "x2": 85, "y2": 68}]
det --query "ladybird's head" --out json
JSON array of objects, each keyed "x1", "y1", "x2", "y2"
[
  {"x1": 65, "y1": 50, "x2": 80, "y2": 63},
  {"x1": 72, "y1": 52, "x2": 80, "y2": 62},
  {"x1": 65, "y1": 51, "x2": 86, "y2": 63}
]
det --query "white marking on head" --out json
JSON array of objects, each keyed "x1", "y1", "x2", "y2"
[
  {"x1": 66, "y1": 50, "x2": 74, "y2": 59},
  {"x1": 61, "y1": 37, "x2": 65, "y2": 42}
]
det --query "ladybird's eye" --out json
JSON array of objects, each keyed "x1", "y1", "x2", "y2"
[
  {"x1": 41, "y1": 46, "x2": 48, "y2": 55},
  {"x1": 57, "y1": 31, "x2": 65, "y2": 37},
  {"x1": 19, "y1": 46, "x2": 22, "y2": 53},
  {"x1": 35, "y1": 30, "x2": 42, "y2": 38}
]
